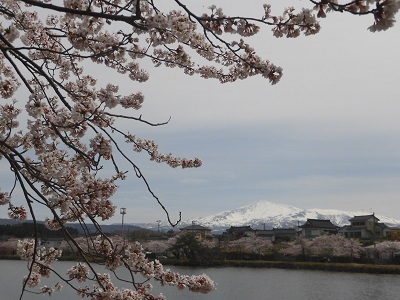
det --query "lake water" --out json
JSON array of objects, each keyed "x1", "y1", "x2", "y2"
[{"x1": 2, "y1": 260, "x2": 400, "y2": 300}]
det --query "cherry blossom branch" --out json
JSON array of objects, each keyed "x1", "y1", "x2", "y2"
[{"x1": 19, "y1": 0, "x2": 146, "y2": 29}]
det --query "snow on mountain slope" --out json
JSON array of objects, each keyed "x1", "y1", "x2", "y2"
[{"x1": 186, "y1": 200, "x2": 400, "y2": 229}]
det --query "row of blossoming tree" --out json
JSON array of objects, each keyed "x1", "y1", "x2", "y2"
[
  {"x1": 118, "y1": 233, "x2": 400, "y2": 263},
  {"x1": 143, "y1": 233, "x2": 400, "y2": 263},
  {"x1": 0, "y1": 0, "x2": 398, "y2": 299},
  {"x1": 279, "y1": 235, "x2": 365, "y2": 261},
  {"x1": 142, "y1": 233, "x2": 400, "y2": 263}
]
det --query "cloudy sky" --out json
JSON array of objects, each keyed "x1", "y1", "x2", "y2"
[
  {"x1": 2, "y1": 1, "x2": 400, "y2": 226},
  {"x1": 104, "y1": 2, "x2": 400, "y2": 225}
]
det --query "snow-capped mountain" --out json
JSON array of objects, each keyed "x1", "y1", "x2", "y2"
[{"x1": 184, "y1": 200, "x2": 400, "y2": 230}]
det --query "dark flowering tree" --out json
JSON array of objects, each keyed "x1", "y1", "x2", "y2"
[
  {"x1": 227, "y1": 236, "x2": 273, "y2": 258},
  {"x1": 0, "y1": 0, "x2": 397, "y2": 299},
  {"x1": 372, "y1": 241, "x2": 400, "y2": 260},
  {"x1": 279, "y1": 236, "x2": 313, "y2": 260},
  {"x1": 141, "y1": 239, "x2": 171, "y2": 256},
  {"x1": 168, "y1": 233, "x2": 213, "y2": 264},
  {"x1": 309, "y1": 235, "x2": 365, "y2": 260},
  {"x1": 280, "y1": 235, "x2": 365, "y2": 261}
]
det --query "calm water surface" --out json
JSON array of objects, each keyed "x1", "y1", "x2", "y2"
[{"x1": 1, "y1": 260, "x2": 399, "y2": 300}]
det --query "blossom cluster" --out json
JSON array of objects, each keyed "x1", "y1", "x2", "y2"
[
  {"x1": 0, "y1": 54, "x2": 20, "y2": 99},
  {"x1": 66, "y1": 236, "x2": 215, "y2": 299},
  {"x1": 312, "y1": 0, "x2": 400, "y2": 31},
  {"x1": 32, "y1": 148, "x2": 119, "y2": 222},
  {"x1": 271, "y1": 7, "x2": 320, "y2": 38},
  {"x1": 370, "y1": 241, "x2": 400, "y2": 258},
  {"x1": 17, "y1": 239, "x2": 63, "y2": 295},
  {"x1": 8, "y1": 205, "x2": 28, "y2": 220},
  {"x1": 17, "y1": 239, "x2": 36, "y2": 261},
  {"x1": 98, "y1": 84, "x2": 144, "y2": 110},
  {"x1": 200, "y1": 5, "x2": 258, "y2": 36},
  {"x1": 0, "y1": 101, "x2": 21, "y2": 149},
  {"x1": 40, "y1": 283, "x2": 63, "y2": 297},
  {"x1": 67, "y1": 262, "x2": 90, "y2": 282},
  {"x1": 368, "y1": 0, "x2": 400, "y2": 32},
  {"x1": 0, "y1": 192, "x2": 11, "y2": 205},
  {"x1": 17, "y1": 239, "x2": 62, "y2": 263},
  {"x1": 280, "y1": 235, "x2": 365, "y2": 258},
  {"x1": 127, "y1": 134, "x2": 202, "y2": 168},
  {"x1": 201, "y1": 6, "x2": 261, "y2": 37},
  {"x1": 44, "y1": 217, "x2": 65, "y2": 231},
  {"x1": 61, "y1": 236, "x2": 215, "y2": 300},
  {"x1": 138, "y1": 4, "x2": 285, "y2": 84}
]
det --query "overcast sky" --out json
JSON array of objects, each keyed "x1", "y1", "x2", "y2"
[
  {"x1": 106, "y1": 3, "x2": 400, "y2": 225},
  {"x1": 2, "y1": 1, "x2": 400, "y2": 226}
]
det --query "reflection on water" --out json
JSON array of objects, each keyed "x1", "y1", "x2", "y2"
[{"x1": 1, "y1": 260, "x2": 399, "y2": 300}]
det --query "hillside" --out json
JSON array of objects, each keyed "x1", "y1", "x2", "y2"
[{"x1": 183, "y1": 200, "x2": 400, "y2": 230}]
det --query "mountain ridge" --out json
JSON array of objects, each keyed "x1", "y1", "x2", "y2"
[{"x1": 182, "y1": 200, "x2": 400, "y2": 230}]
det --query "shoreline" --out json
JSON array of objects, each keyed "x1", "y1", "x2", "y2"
[
  {"x1": 164, "y1": 259, "x2": 400, "y2": 275},
  {"x1": 2, "y1": 255, "x2": 400, "y2": 275}
]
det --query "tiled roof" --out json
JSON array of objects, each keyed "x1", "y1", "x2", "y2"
[
  {"x1": 273, "y1": 228, "x2": 296, "y2": 234},
  {"x1": 349, "y1": 214, "x2": 379, "y2": 222},
  {"x1": 180, "y1": 225, "x2": 211, "y2": 231},
  {"x1": 376, "y1": 223, "x2": 388, "y2": 229},
  {"x1": 229, "y1": 226, "x2": 253, "y2": 230},
  {"x1": 299, "y1": 219, "x2": 338, "y2": 229},
  {"x1": 227, "y1": 226, "x2": 254, "y2": 232},
  {"x1": 254, "y1": 229, "x2": 274, "y2": 234}
]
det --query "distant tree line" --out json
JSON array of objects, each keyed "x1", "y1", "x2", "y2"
[{"x1": 0, "y1": 223, "x2": 78, "y2": 239}]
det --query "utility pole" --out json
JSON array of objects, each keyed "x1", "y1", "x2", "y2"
[
  {"x1": 120, "y1": 207, "x2": 126, "y2": 243},
  {"x1": 157, "y1": 220, "x2": 161, "y2": 232}
]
